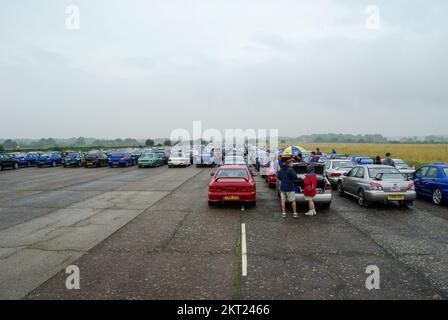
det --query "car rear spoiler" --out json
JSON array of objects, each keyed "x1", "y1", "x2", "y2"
[{"x1": 215, "y1": 176, "x2": 249, "y2": 181}]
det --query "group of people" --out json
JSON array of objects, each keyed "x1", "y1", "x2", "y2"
[
  {"x1": 277, "y1": 159, "x2": 317, "y2": 219},
  {"x1": 275, "y1": 148, "x2": 396, "y2": 219},
  {"x1": 374, "y1": 153, "x2": 395, "y2": 167}
]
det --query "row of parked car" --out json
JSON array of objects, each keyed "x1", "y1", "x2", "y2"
[
  {"x1": 258, "y1": 151, "x2": 447, "y2": 207},
  {"x1": 0, "y1": 148, "x2": 170, "y2": 170}
]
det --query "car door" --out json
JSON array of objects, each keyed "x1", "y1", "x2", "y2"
[
  {"x1": 344, "y1": 167, "x2": 359, "y2": 194},
  {"x1": 353, "y1": 167, "x2": 366, "y2": 193},
  {"x1": 413, "y1": 167, "x2": 429, "y2": 194},
  {"x1": 423, "y1": 167, "x2": 439, "y2": 195}
]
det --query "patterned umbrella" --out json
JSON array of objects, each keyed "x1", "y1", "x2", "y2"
[{"x1": 278, "y1": 145, "x2": 307, "y2": 156}]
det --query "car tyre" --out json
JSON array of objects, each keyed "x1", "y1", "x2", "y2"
[
  {"x1": 337, "y1": 182, "x2": 345, "y2": 196},
  {"x1": 433, "y1": 188, "x2": 443, "y2": 206},
  {"x1": 208, "y1": 201, "x2": 215, "y2": 207},
  {"x1": 358, "y1": 189, "x2": 368, "y2": 207}
]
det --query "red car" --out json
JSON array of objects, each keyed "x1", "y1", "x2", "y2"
[{"x1": 208, "y1": 165, "x2": 256, "y2": 206}]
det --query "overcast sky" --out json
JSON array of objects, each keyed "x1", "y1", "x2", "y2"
[{"x1": 0, "y1": 0, "x2": 447, "y2": 139}]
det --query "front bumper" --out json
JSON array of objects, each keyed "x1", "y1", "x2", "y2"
[
  {"x1": 208, "y1": 191, "x2": 256, "y2": 203},
  {"x1": 294, "y1": 192, "x2": 332, "y2": 204},
  {"x1": 364, "y1": 190, "x2": 417, "y2": 202},
  {"x1": 139, "y1": 162, "x2": 158, "y2": 167}
]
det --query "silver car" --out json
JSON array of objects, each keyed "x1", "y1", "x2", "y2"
[
  {"x1": 325, "y1": 159, "x2": 354, "y2": 186},
  {"x1": 338, "y1": 165, "x2": 416, "y2": 207},
  {"x1": 381, "y1": 158, "x2": 416, "y2": 179}
]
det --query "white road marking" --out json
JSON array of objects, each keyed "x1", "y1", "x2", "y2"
[{"x1": 241, "y1": 223, "x2": 247, "y2": 276}]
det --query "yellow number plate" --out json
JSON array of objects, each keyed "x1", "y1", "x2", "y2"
[
  {"x1": 388, "y1": 195, "x2": 405, "y2": 201},
  {"x1": 224, "y1": 196, "x2": 240, "y2": 201}
]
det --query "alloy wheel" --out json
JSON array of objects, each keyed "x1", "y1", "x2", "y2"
[{"x1": 433, "y1": 188, "x2": 443, "y2": 205}]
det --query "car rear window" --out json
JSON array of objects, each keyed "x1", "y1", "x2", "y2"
[
  {"x1": 369, "y1": 167, "x2": 404, "y2": 180},
  {"x1": 332, "y1": 161, "x2": 353, "y2": 169},
  {"x1": 216, "y1": 169, "x2": 248, "y2": 178}
]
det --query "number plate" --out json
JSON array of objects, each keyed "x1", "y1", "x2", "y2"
[
  {"x1": 224, "y1": 196, "x2": 240, "y2": 201},
  {"x1": 388, "y1": 195, "x2": 405, "y2": 201}
]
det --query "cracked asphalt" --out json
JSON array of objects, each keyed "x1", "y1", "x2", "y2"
[{"x1": 0, "y1": 165, "x2": 447, "y2": 299}]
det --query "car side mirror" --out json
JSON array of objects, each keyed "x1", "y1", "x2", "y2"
[
  {"x1": 210, "y1": 172, "x2": 215, "y2": 176},
  {"x1": 343, "y1": 172, "x2": 349, "y2": 176}
]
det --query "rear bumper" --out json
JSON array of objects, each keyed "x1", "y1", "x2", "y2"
[
  {"x1": 364, "y1": 190, "x2": 417, "y2": 202},
  {"x1": 328, "y1": 176, "x2": 340, "y2": 185},
  {"x1": 208, "y1": 191, "x2": 256, "y2": 202},
  {"x1": 295, "y1": 192, "x2": 332, "y2": 203},
  {"x1": 169, "y1": 162, "x2": 188, "y2": 166}
]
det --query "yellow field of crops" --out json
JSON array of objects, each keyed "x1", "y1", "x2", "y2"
[{"x1": 287, "y1": 143, "x2": 448, "y2": 168}]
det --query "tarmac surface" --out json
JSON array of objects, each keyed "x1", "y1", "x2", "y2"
[{"x1": 0, "y1": 165, "x2": 447, "y2": 299}]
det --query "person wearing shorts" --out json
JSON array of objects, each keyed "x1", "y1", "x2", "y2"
[
  {"x1": 277, "y1": 159, "x2": 299, "y2": 219},
  {"x1": 304, "y1": 165, "x2": 317, "y2": 216}
]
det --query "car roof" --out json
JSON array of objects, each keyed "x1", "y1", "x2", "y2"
[
  {"x1": 219, "y1": 165, "x2": 247, "y2": 169},
  {"x1": 358, "y1": 164, "x2": 396, "y2": 169},
  {"x1": 427, "y1": 163, "x2": 448, "y2": 167}
]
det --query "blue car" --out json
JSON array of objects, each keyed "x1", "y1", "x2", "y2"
[
  {"x1": 37, "y1": 152, "x2": 63, "y2": 167},
  {"x1": 12, "y1": 153, "x2": 39, "y2": 167},
  {"x1": 194, "y1": 154, "x2": 215, "y2": 167},
  {"x1": 63, "y1": 152, "x2": 85, "y2": 168},
  {"x1": 413, "y1": 163, "x2": 448, "y2": 205},
  {"x1": 108, "y1": 151, "x2": 135, "y2": 167},
  {"x1": 350, "y1": 155, "x2": 374, "y2": 165}
]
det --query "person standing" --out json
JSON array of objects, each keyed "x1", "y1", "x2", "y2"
[
  {"x1": 374, "y1": 155, "x2": 382, "y2": 165},
  {"x1": 304, "y1": 165, "x2": 317, "y2": 216},
  {"x1": 277, "y1": 160, "x2": 299, "y2": 219},
  {"x1": 383, "y1": 153, "x2": 395, "y2": 167},
  {"x1": 310, "y1": 151, "x2": 320, "y2": 163},
  {"x1": 316, "y1": 148, "x2": 322, "y2": 156}
]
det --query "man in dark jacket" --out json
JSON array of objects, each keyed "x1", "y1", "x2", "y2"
[
  {"x1": 277, "y1": 160, "x2": 299, "y2": 219},
  {"x1": 383, "y1": 153, "x2": 395, "y2": 167}
]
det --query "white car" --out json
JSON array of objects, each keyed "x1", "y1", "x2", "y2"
[
  {"x1": 392, "y1": 159, "x2": 416, "y2": 179},
  {"x1": 325, "y1": 159, "x2": 354, "y2": 186},
  {"x1": 168, "y1": 151, "x2": 190, "y2": 167},
  {"x1": 224, "y1": 155, "x2": 246, "y2": 165}
]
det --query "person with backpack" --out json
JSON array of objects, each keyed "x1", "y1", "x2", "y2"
[{"x1": 304, "y1": 165, "x2": 317, "y2": 216}]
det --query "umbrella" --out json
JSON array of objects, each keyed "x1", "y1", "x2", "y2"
[{"x1": 278, "y1": 146, "x2": 307, "y2": 156}]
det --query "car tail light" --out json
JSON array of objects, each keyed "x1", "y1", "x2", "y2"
[
  {"x1": 325, "y1": 183, "x2": 332, "y2": 191},
  {"x1": 370, "y1": 182, "x2": 383, "y2": 191},
  {"x1": 209, "y1": 186, "x2": 221, "y2": 192},
  {"x1": 330, "y1": 173, "x2": 341, "y2": 177},
  {"x1": 408, "y1": 183, "x2": 415, "y2": 190}
]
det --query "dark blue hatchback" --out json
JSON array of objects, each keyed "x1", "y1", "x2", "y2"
[{"x1": 413, "y1": 163, "x2": 448, "y2": 205}]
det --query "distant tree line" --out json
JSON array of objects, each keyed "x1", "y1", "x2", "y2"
[{"x1": 1, "y1": 134, "x2": 448, "y2": 151}]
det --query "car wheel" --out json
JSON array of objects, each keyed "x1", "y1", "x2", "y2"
[
  {"x1": 337, "y1": 182, "x2": 345, "y2": 196},
  {"x1": 208, "y1": 201, "x2": 215, "y2": 207},
  {"x1": 358, "y1": 189, "x2": 368, "y2": 207},
  {"x1": 433, "y1": 188, "x2": 443, "y2": 206}
]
